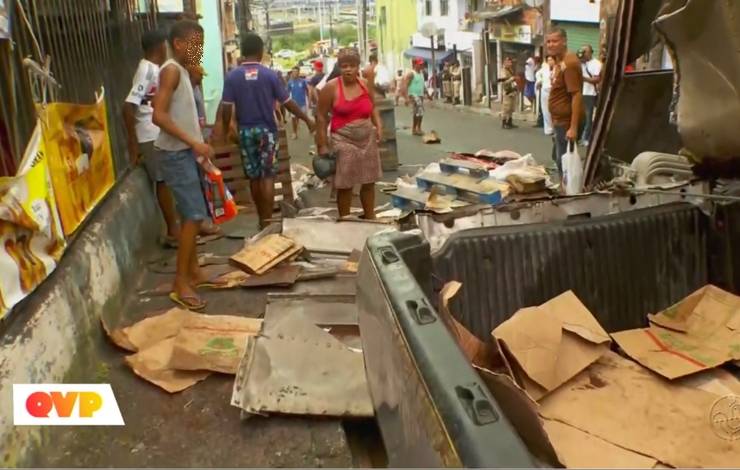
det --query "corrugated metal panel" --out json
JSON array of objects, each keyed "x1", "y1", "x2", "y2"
[
  {"x1": 555, "y1": 21, "x2": 601, "y2": 53},
  {"x1": 433, "y1": 203, "x2": 708, "y2": 338}
]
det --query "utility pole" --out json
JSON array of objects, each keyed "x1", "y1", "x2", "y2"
[
  {"x1": 319, "y1": 0, "x2": 325, "y2": 42},
  {"x1": 357, "y1": 0, "x2": 368, "y2": 61},
  {"x1": 237, "y1": 0, "x2": 253, "y2": 34}
]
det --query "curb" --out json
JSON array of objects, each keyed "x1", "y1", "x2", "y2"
[
  {"x1": 429, "y1": 101, "x2": 539, "y2": 123},
  {"x1": 0, "y1": 169, "x2": 160, "y2": 466}
]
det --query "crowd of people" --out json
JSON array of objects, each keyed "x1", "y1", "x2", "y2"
[{"x1": 123, "y1": 20, "x2": 385, "y2": 310}]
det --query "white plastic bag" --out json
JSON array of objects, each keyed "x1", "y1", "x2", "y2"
[{"x1": 562, "y1": 140, "x2": 584, "y2": 195}]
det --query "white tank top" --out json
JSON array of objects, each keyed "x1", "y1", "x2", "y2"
[{"x1": 154, "y1": 59, "x2": 202, "y2": 151}]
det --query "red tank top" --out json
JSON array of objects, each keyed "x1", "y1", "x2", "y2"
[{"x1": 330, "y1": 78, "x2": 374, "y2": 132}]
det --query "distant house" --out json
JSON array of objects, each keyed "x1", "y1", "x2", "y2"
[{"x1": 376, "y1": 0, "x2": 418, "y2": 76}]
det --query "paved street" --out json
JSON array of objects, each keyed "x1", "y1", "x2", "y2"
[{"x1": 287, "y1": 103, "x2": 555, "y2": 174}]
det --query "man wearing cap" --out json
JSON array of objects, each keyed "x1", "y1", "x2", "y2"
[
  {"x1": 403, "y1": 58, "x2": 426, "y2": 136},
  {"x1": 308, "y1": 61, "x2": 326, "y2": 118}
]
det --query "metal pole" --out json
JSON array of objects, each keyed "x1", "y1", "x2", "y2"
[
  {"x1": 430, "y1": 36, "x2": 436, "y2": 78},
  {"x1": 319, "y1": 0, "x2": 325, "y2": 42}
]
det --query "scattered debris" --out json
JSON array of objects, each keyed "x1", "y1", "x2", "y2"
[
  {"x1": 281, "y1": 217, "x2": 395, "y2": 255},
  {"x1": 231, "y1": 312, "x2": 373, "y2": 418},
  {"x1": 422, "y1": 131, "x2": 441, "y2": 144},
  {"x1": 612, "y1": 285, "x2": 740, "y2": 379},
  {"x1": 241, "y1": 265, "x2": 301, "y2": 288},
  {"x1": 230, "y1": 234, "x2": 303, "y2": 275},
  {"x1": 342, "y1": 250, "x2": 362, "y2": 274},
  {"x1": 104, "y1": 308, "x2": 262, "y2": 392}
]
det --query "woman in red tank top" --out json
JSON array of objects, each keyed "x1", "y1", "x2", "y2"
[{"x1": 315, "y1": 48, "x2": 383, "y2": 219}]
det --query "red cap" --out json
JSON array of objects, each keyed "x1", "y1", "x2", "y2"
[
  {"x1": 313, "y1": 61, "x2": 324, "y2": 71},
  {"x1": 413, "y1": 58, "x2": 424, "y2": 65}
]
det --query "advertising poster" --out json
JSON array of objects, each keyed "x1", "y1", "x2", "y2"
[
  {"x1": 0, "y1": 124, "x2": 66, "y2": 319},
  {"x1": 42, "y1": 94, "x2": 115, "y2": 236}
]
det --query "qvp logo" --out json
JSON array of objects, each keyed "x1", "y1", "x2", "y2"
[{"x1": 13, "y1": 384, "x2": 125, "y2": 426}]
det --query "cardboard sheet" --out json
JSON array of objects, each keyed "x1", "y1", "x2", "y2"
[
  {"x1": 230, "y1": 234, "x2": 297, "y2": 274},
  {"x1": 542, "y1": 419, "x2": 658, "y2": 469},
  {"x1": 169, "y1": 314, "x2": 263, "y2": 374},
  {"x1": 539, "y1": 350, "x2": 740, "y2": 468},
  {"x1": 612, "y1": 285, "x2": 740, "y2": 379},
  {"x1": 492, "y1": 291, "x2": 611, "y2": 399},
  {"x1": 125, "y1": 338, "x2": 211, "y2": 393},
  {"x1": 438, "y1": 281, "x2": 500, "y2": 371},
  {"x1": 111, "y1": 308, "x2": 193, "y2": 352}
]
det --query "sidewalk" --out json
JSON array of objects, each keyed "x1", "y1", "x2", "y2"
[{"x1": 428, "y1": 99, "x2": 539, "y2": 123}]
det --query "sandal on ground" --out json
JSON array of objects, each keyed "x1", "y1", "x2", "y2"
[
  {"x1": 169, "y1": 292, "x2": 207, "y2": 311},
  {"x1": 161, "y1": 235, "x2": 179, "y2": 249}
]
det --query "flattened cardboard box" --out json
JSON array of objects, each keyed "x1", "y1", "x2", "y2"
[
  {"x1": 612, "y1": 285, "x2": 740, "y2": 379},
  {"x1": 539, "y1": 350, "x2": 740, "y2": 468},
  {"x1": 492, "y1": 291, "x2": 611, "y2": 400}
]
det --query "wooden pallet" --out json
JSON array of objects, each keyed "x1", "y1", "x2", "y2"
[
  {"x1": 211, "y1": 127, "x2": 294, "y2": 215},
  {"x1": 415, "y1": 171, "x2": 505, "y2": 205}
]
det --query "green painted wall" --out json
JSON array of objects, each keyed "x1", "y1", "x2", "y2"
[
  {"x1": 376, "y1": 0, "x2": 417, "y2": 74},
  {"x1": 554, "y1": 21, "x2": 600, "y2": 55},
  {"x1": 196, "y1": 0, "x2": 224, "y2": 125}
]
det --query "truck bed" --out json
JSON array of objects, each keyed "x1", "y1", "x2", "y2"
[{"x1": 357, "y1": 201, "x2": 740, "y2": 467}]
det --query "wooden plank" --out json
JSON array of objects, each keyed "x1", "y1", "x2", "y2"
[
  {"x1": 227, "y1": 179, "x2": 250, "y2": 191},
  {"x1": 229, "y1": 234, "x2": 295, "y2": 274},
  {"x1": 214, "y1": 155, "x2": 242, "y2": 168},
  {"x1": 213, "y1": 144, "x2": 239, "y2": 155},
  {"x1": 222, "y1": 167, "x2": 246, "y2": 180}
]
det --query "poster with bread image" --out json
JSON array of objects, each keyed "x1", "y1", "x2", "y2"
[
  {"x1": 0, "y1": 123, "x2": 66, "y2": 319},
  {"x1": 42, "y1": 91, "x2": 115, "y2": 235}
]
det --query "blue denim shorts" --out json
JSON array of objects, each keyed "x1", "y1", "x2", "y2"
[{"x1": 157, "y1": 148, "x2": 209, "y2": 222}]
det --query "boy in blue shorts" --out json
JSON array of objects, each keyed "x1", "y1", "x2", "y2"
[
  {"x1": 152, "y1": 20, "x2": 217, "y2": 310},
  {"x1": 217, "y1": 33, "x2": 315, "y2": 228}
]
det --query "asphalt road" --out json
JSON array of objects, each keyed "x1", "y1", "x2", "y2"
[{"x1": 287, "y1": 102, "x2": 556, "y2": 172}]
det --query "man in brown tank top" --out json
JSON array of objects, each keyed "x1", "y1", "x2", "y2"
[{"x1": 547, "y1": 28, "x2": 583, "y2": 177}]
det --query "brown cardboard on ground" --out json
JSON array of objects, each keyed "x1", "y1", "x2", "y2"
[
  {"x1": 539, "y1": 350, "x2": 740, "y2": 468},
  {"x1": 125, "y1": 338, "x2": 211, "y2": 393},
  {"x1": 169, "y1": 314, "x2": 263, "y2": 374},
  {"x1": 492, "y1": 291, "x2": 611, "y2": 399},
  {"x1": 230, "y1": 233, "x2": 296, "y2": 274},
  {"x1": 111, "y1": 308, "x2": 193, "y2": 352},
  {"x1": 541, "y1": 419, "x2": 658, "y2": 468},
  {"x1": 612, "y1": 285, "x2": 740, "y2": 379}
]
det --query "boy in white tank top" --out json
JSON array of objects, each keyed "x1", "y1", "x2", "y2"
[{"x1": 152, "y1": 20, "x2": 221, "y2": 310}]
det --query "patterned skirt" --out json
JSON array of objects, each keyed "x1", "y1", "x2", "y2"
[{"x1": 331, "y1": 119, "x2": 382, "y2": 189}]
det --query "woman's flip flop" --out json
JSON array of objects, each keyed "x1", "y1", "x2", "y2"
[{"x1": 169, "y1": 292, "x2": 207, "y2": 311}]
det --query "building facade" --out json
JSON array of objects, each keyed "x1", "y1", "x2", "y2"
[
  {"x1": 551, "y1": 0, "x2": 602, "y2": 54},
  {"x1": 376, "y1": 0, "x2": 418, "y2": 76}
]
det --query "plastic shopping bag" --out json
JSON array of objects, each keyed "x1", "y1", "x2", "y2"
[{"x1": 562, "y1": 140, "x2": 584, "y2": 195}]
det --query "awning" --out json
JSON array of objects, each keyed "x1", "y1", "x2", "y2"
[
  {"x1": 477, "y1": 5, "x2": 525, "y2": 20},
  {"x1": 403, "y1": 47, "x2": 455, "y2": 63}
]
